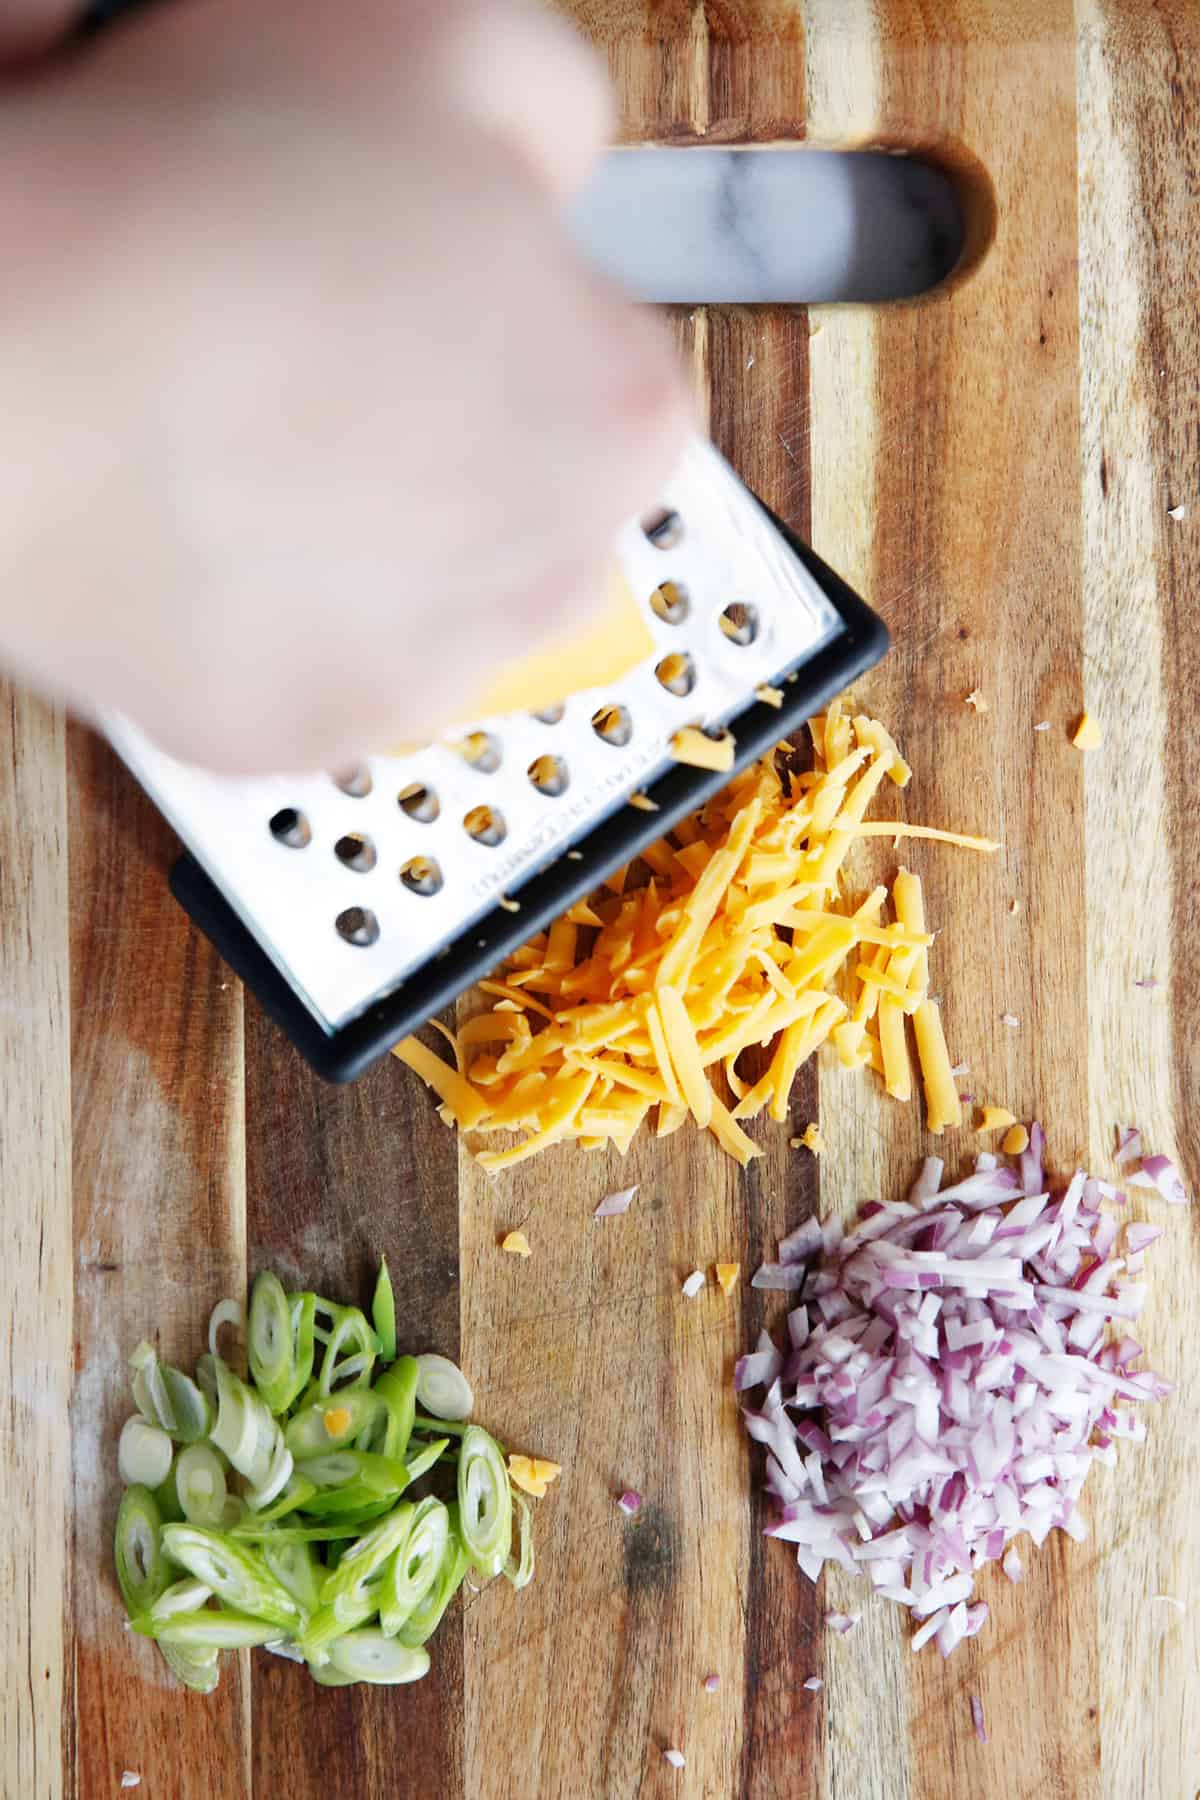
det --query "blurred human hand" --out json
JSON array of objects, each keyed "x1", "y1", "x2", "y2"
[{"x1": 0, "y1": 0, "x2": 692, "y2": 771}]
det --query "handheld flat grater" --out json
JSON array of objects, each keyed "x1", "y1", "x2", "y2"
[{"x1": 107, "y1": 440, "x2": 887, "y2": 1081}]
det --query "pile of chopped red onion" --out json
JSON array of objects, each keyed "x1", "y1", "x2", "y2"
[{"x1": 738, "y1": 1126, "x2": 1175, "y2": 1656}]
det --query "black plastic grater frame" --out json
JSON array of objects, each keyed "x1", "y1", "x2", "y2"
[{"x1": 168, "y1": 510, "x2": 887, "y2": 1082}]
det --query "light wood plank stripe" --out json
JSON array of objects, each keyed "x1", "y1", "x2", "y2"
[{"x1": 0, "y1": 689, "x2": 70, "y2": 1800}]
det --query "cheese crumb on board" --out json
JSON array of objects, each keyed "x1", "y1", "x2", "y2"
[
  {"x1": 791, "y1": 1123, "x2": 826, "y2": 1154},
  {"x1": 755, "y1": 684, "x2": 785, "y2": 708},
  {"x1": 501, "y1": 1230, "x2": 532, "y2": 1257},
  {"x1": 964, "y1": 689, "x2": 988, "y2": 713},
  {"x1": 714, "y1": 1262, "x2": 741, "y2": 1294},
  {"x1": 395, "y1": 701, "x2": 994, "y2": 1163},
  {"x1": 1002, "y1": 1122, "x2": 1030, "y2": 1155},
  {"x1": 508, "y1": 1453, "x2": 561, "y2": 1497},
  {"x1": 1072, "y1": 711, "x2": 1102, "y2": 750},
  {"x1": 976, "y1": 1105, "x2": 1016, "y2": 1131}
]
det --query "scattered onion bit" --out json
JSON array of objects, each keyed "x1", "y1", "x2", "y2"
[
  {"x1": 1167, "y1": 503, "x2": 1187, "y2": 520},
  {"x1": 120, "y1": 1777, "x2": 141, "y2": 1792},
  {"x1": 1151, "y1": 1594, "x2": 1185, "y2": 1611},
  {"x1": 394, "y1": 706, "x2": 992, "y2": 1160},
  {"x1": 1002, "y1": 1545, "x2": 1024, "y2": 1584},
  {"x1": 964, "y1": 690, "x2": 988, "y2": 713},
  {"x1": 802, "y1": 1675, "x2": 823, "y2": 1692},
  {"x1": 1010, "y1": 898, "x2": 1021, "y2": 915},
  {"x1": 1134, "y1": 975, "x2": 1158, "y2": 991},
  {"x1": 970, "y1": 1695, "x2": 987, "y2": 1745},
  {"x1": 825, "y1": 1611, "x2": 860, "y2": 1635},
  {"x1": 714, "y1": 1262, "x2": 741, "y2": 1295},
  {"x1": 1072, "y1": 712, "x2": 1102, "y2": 751},
  {"x1": 1000, "y1": 1013, "x2": 1020, "y2": 1029},
  {"x1": 663, "y1": 1749, "x2": 686, "y2": 1770},
  {"x1": 1127, "y1": 1152, "x2": 1189, "y2": 1206},
  {"x1": 594, "y1": 1186, "x2": 637, "y2": 1219},
  {"x1": 682, "y1": 1270, "x2": 706, "y2": 1299},
  {"x1": 628, "y1": 792, "x2": 659, "y2": 813},
  {"x1": 617, "y1": 1490, "x2": 643, "y2": 1517},
  {"x1": 976, "y1": 1106, "x2": 1015, "y2": 1132},
  {"x1": 501, "y1": 1230, "x2": 532, "y2": 1258},
  {"x1": 741, "y1": 1130, "x2": 1170, "y2": 1655},
  {"x1": 755, "y1": 684, "x2": 785, "y2": 708},
  {"x1": 703, "y1": 1672, "x2": 720, "y2": 1692},
  {"x1": 1032, "y1": 720, "x2": 1051, "y2": 732},
  {"x1": 1002, "y1": 1123, "x2": 1030, "y2": 1156}
]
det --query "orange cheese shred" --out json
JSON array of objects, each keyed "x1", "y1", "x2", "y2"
[{"x1": 395, "y1": 709, "x2": 991, "y2": 1165}]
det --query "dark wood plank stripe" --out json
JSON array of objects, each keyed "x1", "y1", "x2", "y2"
[
  {"x1": 244, "y1": 1009, "x2": 462, "y2": 1800},
  {"x1": 67, "y1": 729, "x2": 249, "y2": 1798}
]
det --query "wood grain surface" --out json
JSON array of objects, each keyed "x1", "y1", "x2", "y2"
[{"x1": 4, "y1": 2, "x2": 1199, "y2": 1796}]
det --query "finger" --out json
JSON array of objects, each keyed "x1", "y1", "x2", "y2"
[{"x1": 0, "y1": 0, "x2": 78, "y2": 64}]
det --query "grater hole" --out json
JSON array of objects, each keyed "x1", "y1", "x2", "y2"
[
  {"x1": 719, "y1": 602, "x2": 760, "y2": 646},
  {"x1": 528, "y1": 753, "x2": 569, "y2": 797},
  {"x1": 532, "y1": 705, "x2": 565, "y2": 725},
  {"x1": 641, "y1": 507, "x2": 683, "y2": 550},
  {"x1": 269, "y1": 807, "x2": 311, "y2": 850},
  {"x1": 649, "y1": 580, "x2": 690, "y2": 626},
  {"x1": 401, "y1": 856, "x2": 444, "y2": 897},
  {"x1": 655, "y1": 650, "x2": 697, "y2": 698},
  {"x1": 463, "y1": 804, "x2": 507, "y2": 848},
  {"x1": 458, "y1": 730, "x2": 502, "y2": 774},
  {"x1": 336, "y1": 906, "x2": 379, "y2": 947},
  {"x1": 334, "y1": 832, "x2": 377, "y2": 874},
  {"x1": 592, "y1": 703, "x2": 633, "y2": 747},
  {"x1": 398, "y1": 782, "x2": 439, "y2": 824},
  {"x1": 332, "y1": 765, "x2": 372, "y2": 798}
]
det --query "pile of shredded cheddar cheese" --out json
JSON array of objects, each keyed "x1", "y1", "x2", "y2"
[{"x1": 395, "y1": 701, "x2": 998, "y2": 1167}]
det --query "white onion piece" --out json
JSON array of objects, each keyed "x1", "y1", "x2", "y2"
[
  {"x1": 663, "y1": 1749, "x2": 685, "y2": 1770},
  {"x1": 118, "y1": 1417, "x2": 173, "y2": 1488},
  {"x1": 594, "y1": 1185, "x2": 637, "y2": 1218},
  {"x1": 414, "y1": 1353, "x2": 474, "y2": 1421},
  {"x1": 208, "y1": 1298, "x2": 245, "y2": 1364},
  {"x1": 740, "y1": 1127, "x2": 1169, "y2": 1656}
]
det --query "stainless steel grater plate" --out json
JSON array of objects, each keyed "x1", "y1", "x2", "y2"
[{"x1": 108, "y1": 439, "x2": 887, "y2": 1079}]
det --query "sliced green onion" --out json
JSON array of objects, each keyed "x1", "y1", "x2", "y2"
[
  {"x1": 379, "y1": 1497, "x2": 449, "y2": 1636},
  {"x1": 396, "y1": 1514, "x2": 469, "y2": 1648},
  {"x1": 372, "y1": 1260, "x2": 397, "y2": 1364},
  {"x1": 248, "y1": 1271, "x2": 308, "y2": 1415},
  {"x1": 293, "y1": 1440, "x2": 410, "y2": 1512},
  {"x1": 308, "y1": 1662, "x2": 358, "y2": 1687},
  {"x1": 208, "y1": 1297, "x2": 245, "y2": 1364},
  {"x1": 160, "y1": 1367, "x2": 214, "y2": 1443},
  {"x1": 321, "y1": 1504, "x2": 415, "y2": 1622},
  {"x1": 299, "y1": 1595, "x2": 376, "y2": 1663},
  {"x1": 246, "y1": 1436, "x2": 295, "y2": 1513},
  {"x1": 413, "y1": 1412, "x2": 469, "y2": 1439},
  {"x1": 457, "y1": 1426, "x2": 512, "y2": 1579},
  {"x1": 404, "y1": 1436, "x2": 450, "y2": 1484},
  {"x1": 160, "y1": 1525, "x2": 301, "y2": 1631},
  {"x1": 319, "y1": 1307, "x2": 379, "y2": 1396},
  {"x1": 210, "y1": 1357, "x2": 281, "y2": 1489},
  {"x1": 155, "y1": 1610, "x2": 280, "y2": 1650},
  {"x1": 231, "y1": 1521, "x2": 380, "y2": 1544},
  {"x1": 149, "y1": 1577, "x2": 214, "y2": 1623},
  {"x1": 174, "y1": 1444, "x2": 230, "y2": 1527},
  {"x1": 115, "y1": 1486, "x2": 172, "y2": 1617},
  {"x1": 160, "y1": 1641, "x2": 221, "y2": 1694},
  {"x1": 503, "y1": 1495, "x2": 534, "y2": 1591},
  {"x1": 153, "y1": 1464, "x2": 186, "y2": 1525},
  {"x1": 285, "y1": 1390, "x2": 382, "y2": 1458},
  {"x1": 328, "y1": 1631, "x2": 430, "y2": 1685},
  {"x1": 414, "y1": 1354, "x2": 474, "y2": 1421},
  {"x1": 243, "y1": 1473, "x2": 316, "y2": 1525},
  {"x1": 366, "y1": 1358, "x2": 418, "y2": 1459},
  {"x1": 194, "y1": 1353, "x2": 217, "y2": 1401},
  {"x1": 261, "y1": 1538, "x2": 324, "y2": 1614}
]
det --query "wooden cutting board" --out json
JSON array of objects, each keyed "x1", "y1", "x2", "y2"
[{"x1": 3, "y1": 2, "x2": 1197, "y2": 1795}]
